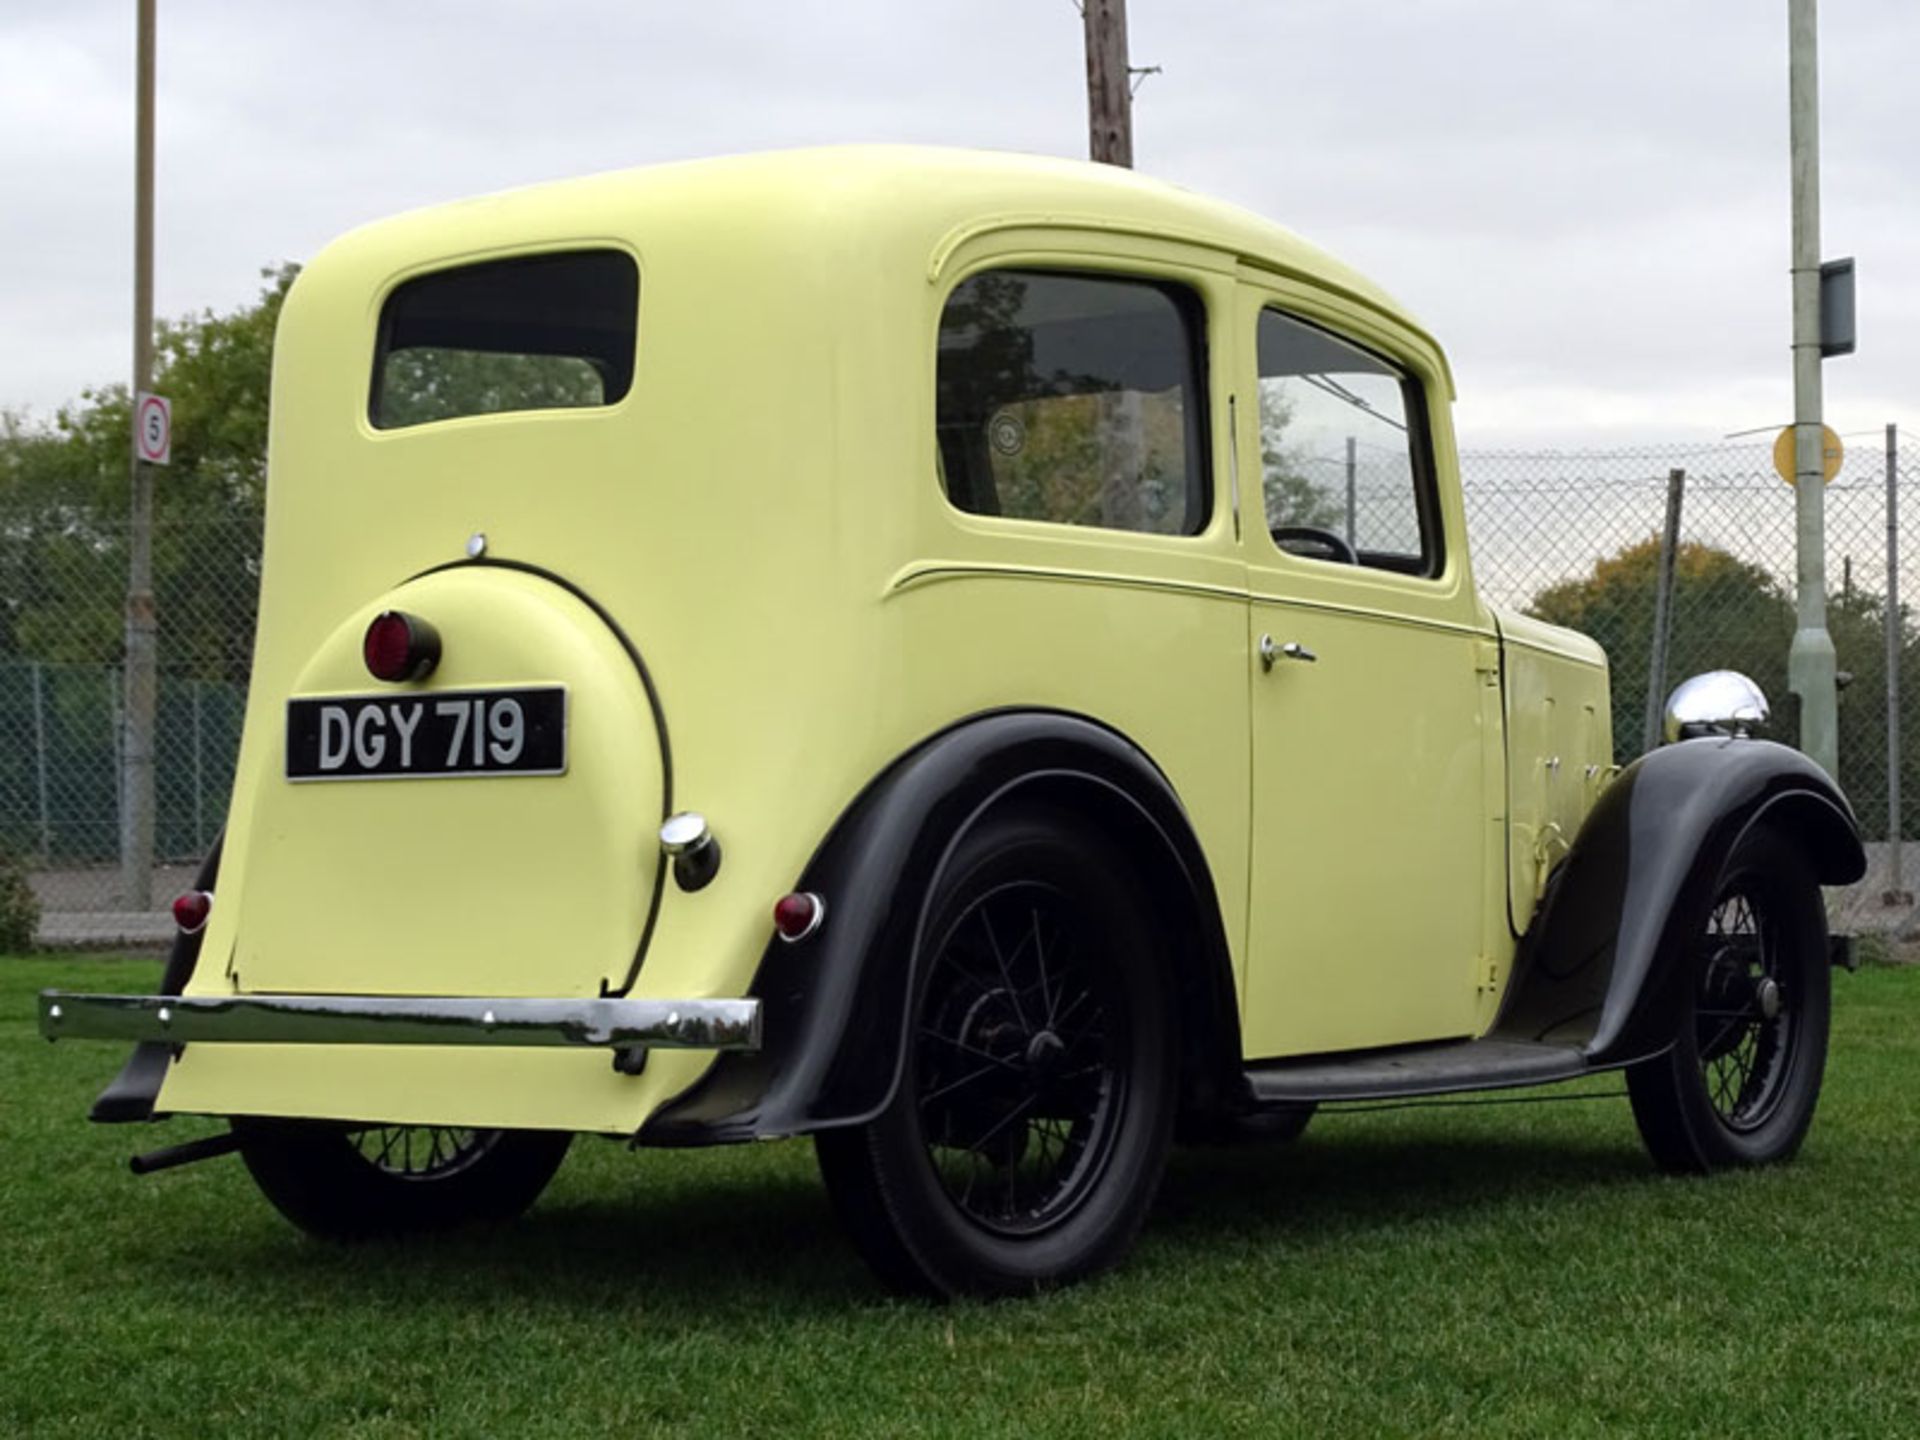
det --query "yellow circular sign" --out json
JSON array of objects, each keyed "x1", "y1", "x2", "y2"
[{"x1": 1773, "y1": 424, "x2": 1843, "y2": 485}]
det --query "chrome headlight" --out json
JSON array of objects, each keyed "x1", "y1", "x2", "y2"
[{"x1": 1663, "y1": 671, "x2": 1770, "y2": 744}]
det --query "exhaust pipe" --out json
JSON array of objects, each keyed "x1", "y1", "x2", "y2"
[{"x1": 129, "y1": 1131, "x2": 245, "y2": 1176}]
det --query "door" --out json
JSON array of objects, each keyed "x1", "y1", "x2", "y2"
[{"x1": 1238, "y1": 290, "x2": 1498, "y2": 1059}]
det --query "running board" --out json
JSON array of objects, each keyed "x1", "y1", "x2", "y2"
[{"x1": 1245, "y1": 1038, "x2": 1594, "y2": 1105}]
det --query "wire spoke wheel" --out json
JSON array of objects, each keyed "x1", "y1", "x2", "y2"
[
  {"x1": 347, "y1": 1126, "x2": 497, "y2": 1181},
  {"x1": 235, "y1": 1118, "x2": 571, "y2": 1239},
  {"x1": 1694, "y1": 888, "x2": 1796, "y2": 1133},
  {"x1": 813, "y1": 805, "x2": 1176, "y2": 1297},
  {"x1": 1628, "y1": 822, "x2": 1831, "y2": 1173},
  {"x1": 915, "y1": 881, "x2": 1126, "y2": 1236}
]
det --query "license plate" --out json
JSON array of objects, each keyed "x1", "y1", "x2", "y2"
[{"x1": 286, "y1": 687, "x2": 567, "y2": 781}]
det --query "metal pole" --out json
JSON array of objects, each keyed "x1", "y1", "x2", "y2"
[
  {"x1": 109, "y1": 666, "x2": 123, "y2": 868},
  {"x1": 120, "y1": 0, "x2": 158, "y2": 908},
  {"x1": 1083, "y1": 0, "x2": 1133, "y2": 167},
  {"x1": 1886, "y1": 423, "x2": 1908, "y2": 902},
  {"x1": 1344, "y1": 435, "x2": 1357, "y2": 551},
  {"x1": 32, "y1": 662, "x2": 50, "y2": 861},
  {"x1": 192, "y1": 678, "x2": 204, "y2": 852},
  {"x1": 1787, "y1": 0, "x2": 1838, "y2": 777},
  {"x1": 1644, "y1": 469, "x2": 1687, "y2": 754}
]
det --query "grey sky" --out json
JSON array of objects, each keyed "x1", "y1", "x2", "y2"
[{"x1": 3, "y1": 1, "x2": 1914, "y2": 448}]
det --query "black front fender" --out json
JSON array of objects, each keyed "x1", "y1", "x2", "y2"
[
  {"x1": 640, "y1": 711, "x2": 1238, "y2": 1145},
  {"x1": 1496, "y1": 738, "x2": 1864, "y2": 1065}
]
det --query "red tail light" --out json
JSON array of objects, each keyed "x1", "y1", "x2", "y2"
[
  {"x1": 772, "y1": 892, "x2": 826, "y2": 942},
  {"x1": 172, "y1": 890, "x2": 213, "y2": 935},
  {"x1": 363, "y1": 610, "x2": 441, "y2": 682}
]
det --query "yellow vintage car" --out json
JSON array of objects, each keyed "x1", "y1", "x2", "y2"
[{"x1": 42, "y1": 148, "x2": 1864, "y2": 1297}]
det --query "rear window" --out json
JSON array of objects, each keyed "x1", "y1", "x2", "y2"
[{"x1": 370, "y1": 250, "x2": 638, "y2": 429}]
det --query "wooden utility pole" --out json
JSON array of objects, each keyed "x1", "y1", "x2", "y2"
[
  {"x1": 121, "y1": 0, "x2": 158, "y2": 909},
  {"x1": 1083, "y1": 0, "x2": 1133, "y2": 168}
]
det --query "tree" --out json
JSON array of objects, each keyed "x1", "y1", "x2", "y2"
[
  {"x1": 0, "y1": 263, "x2": 297, "y2": 681},
  {"x1": 376, "y1": 347, "x2": 604, "y2": 429}
]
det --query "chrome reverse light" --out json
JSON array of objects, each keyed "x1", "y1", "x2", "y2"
[{"x1": 660, "y1": 812, "x2": 723, "y2": 892}]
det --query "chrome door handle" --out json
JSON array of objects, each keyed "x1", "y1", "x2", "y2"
[{"x1": 1258, "y1": 635, "x2": 1317, "y2": 671}]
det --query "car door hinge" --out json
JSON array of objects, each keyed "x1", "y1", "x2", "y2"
[
  {"x1": 1532, "y1": 822, "x2": 1570, "y2": 899},
  {"x1": 1473, "y1": 639, "x2": 1501, "y2": 686},
  {"x1": 1478, "y1": 957, "x2": 1501, "y2": 992}
]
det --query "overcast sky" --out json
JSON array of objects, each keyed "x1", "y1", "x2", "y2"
[{"x1": 3, "y1": 1, "x2": 1914, "y2": 450}]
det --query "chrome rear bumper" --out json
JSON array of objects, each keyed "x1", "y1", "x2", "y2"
[{"x1": 37, "y1": 991, "x2": 761, "y2": 1052}]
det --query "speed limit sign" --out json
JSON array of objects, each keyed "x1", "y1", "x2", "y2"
[{"x1": 134, "y1": 391, "x2": 171, "y2": 466}]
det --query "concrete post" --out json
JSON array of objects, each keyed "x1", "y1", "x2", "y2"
[
  {"x1": 120, "y1": 0, "x2": 158, "y2": 907},
  {"x1": 1787, "y1": 0, "x2": 1839, "y2": 777}
]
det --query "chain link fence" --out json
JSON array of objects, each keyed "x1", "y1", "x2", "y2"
[
  {"x1": 0, "y1": 661, "x2": 243, "y2": 859},
  {"x1": 1461, "y1": 433, "x2": 1918, "y2": 848},
  {"x1": 0, "y1": 510, "x2": 257, "y2": 940},
  {"x1": 3, "y1": 432, "x2": 1917, "y2": 942}
]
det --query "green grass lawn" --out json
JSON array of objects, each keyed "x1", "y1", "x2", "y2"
[{"x1": 5, "y1": 956, "x2": 1918, "y2": 1438}]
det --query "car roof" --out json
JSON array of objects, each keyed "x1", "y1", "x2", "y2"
[{"x1": 316, "y1": 144, "x2": 1448, "y2": 387}]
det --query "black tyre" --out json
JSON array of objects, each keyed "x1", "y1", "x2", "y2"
[
  {"x1": 815, "y1": 807, "x2": 1179, "y2": 1298},
  {"x1": 1627, "y1": 823, "x2": 1831, "y2": 1172},
  {"x1": 235, "y1": 1120, "x2": 572, "y2": 1240}
]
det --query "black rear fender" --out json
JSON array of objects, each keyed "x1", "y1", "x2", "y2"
[
  {"x1": 640, "y1": 711, "x2": 1240, "y2": 1144},
  {"x1": 89, "y1": 833, "x2": 223, "y2": 1124},
  {"x1": 1496, "y1": 738, "x2": 1864, "y2": 1065}
]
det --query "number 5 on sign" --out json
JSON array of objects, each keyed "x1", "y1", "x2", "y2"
[{"x1": 134, "y1": 391, "x2": 171, "y2": 466}]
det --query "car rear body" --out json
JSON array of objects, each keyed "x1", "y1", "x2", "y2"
[{"x1": 83, "y1": 147, "x2": 1614, "y2": 1136}]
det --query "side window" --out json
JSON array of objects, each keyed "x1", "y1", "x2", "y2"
[
  {"x1": 936, "y1": 269, "x2": 1208, "y2": 537},
  {"x1": 1256, "y1": 308, "x2": 1439, "y2": 576}
]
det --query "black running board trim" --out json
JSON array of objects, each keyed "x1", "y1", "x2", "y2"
[{"x1": 1245, "y1": 1038, "x2": 1594, "y2": 1105}]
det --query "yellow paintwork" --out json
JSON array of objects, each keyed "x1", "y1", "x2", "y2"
[
  {"x1": 1233, "y1": 276, "x2": 1498, "y2": 1057},
  {"x1": 1494, "y1": 607, "x2": 1614, "y2": 933},
  {"x1": 236, "y1": 567, "x2": 661, "y2": 998},
  {"x1": 155, "y1": 146, "x2": 1610, "y2": 1135}
]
